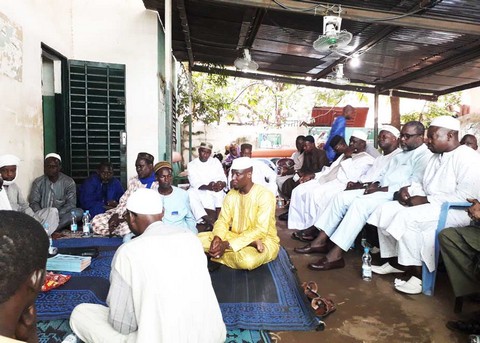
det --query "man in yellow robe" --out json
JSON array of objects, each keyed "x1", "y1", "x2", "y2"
[{"x1": 199, "y1": 157, "x2": 280, "y2": 270}]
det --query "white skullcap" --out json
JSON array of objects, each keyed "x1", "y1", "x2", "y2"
[
  {"x1": 126, "y1": 188, "x2": 163, "y2": 215},
  {"x1": 380, "y1": 125, "x2": 400, "y2": 138},
  {"x1": 351, "y1": 130, "x2": 368, "y2": 142},
  {"x1": 45, "y1": 153, "x2": 62, "y2": 162},
  {"x1": 430, "y1": 116, "x2": 460, "y2": 131},
  {"x1": 231, "y1": 157, "x2": 253, "y2": 170},
  {"x1": 0, "y1": 154, "x2": 20, "y2": 168}
]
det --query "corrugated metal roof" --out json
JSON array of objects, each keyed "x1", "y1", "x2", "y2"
[{"x1": 144, "y1": 0, "x2": 480, "y2": 100}]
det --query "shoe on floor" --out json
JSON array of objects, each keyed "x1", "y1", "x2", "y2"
[
  {"x1": 394, "y1": 278, "x2": 407, "y2": 287},
  {"x1": 371, "y1": 262, "x2": 405, "y2": 275},
  {"x1": 395, "y1": 276, "x2": 422, "y2": 294}
]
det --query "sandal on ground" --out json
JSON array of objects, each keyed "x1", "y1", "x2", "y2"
[
  {"x1": 446, "y1": 319, "x2": 480, "y2": 334},
  {"x1": 301, "y1": 281, "x2": 320, "y2": 300},
  {"x1": 311, "y1": 296, "x2": 336, "y2": 318}
]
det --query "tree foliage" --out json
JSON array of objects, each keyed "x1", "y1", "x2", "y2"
[{"x1": 401, "y1": 93, "x2": 462, "y2": 126}]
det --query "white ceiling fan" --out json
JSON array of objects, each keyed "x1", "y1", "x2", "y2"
[
  {"x1": 326, "y1": 63, "x2": 350, "y2": 85},
  {"x1": 234, "y1": 49, "x2": 259, "y2": 72},
  {"x1": 313, "y1": 16, "x2": 353, "y2": 53}
]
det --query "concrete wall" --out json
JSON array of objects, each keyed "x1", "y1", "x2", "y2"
[{"x1": 0, "y1": 0, "x2": 160, "y2": 192}]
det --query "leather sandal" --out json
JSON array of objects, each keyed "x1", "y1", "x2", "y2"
[
  {"x1": 301, "y1": 281, "x2": 320, "y2": 300},
  {"x1": 311, "y1": 296, "x2": 336, "y2": 318}
]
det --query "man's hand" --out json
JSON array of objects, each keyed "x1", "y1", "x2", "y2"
[
  {"x1": 108, "y1": 213, "x2": 124, "y2": 234},
  {"x1": 346, "y1": 181, "x2": 364, "y2": 190},
  {"x1": 407, "y1": 195, "x2": 428, "y2": 207},
  {"x1": 343, "y1": 146, "x2": 354, "y2": 158},
  {"x1": 106, "y1": 200, "x2": 119, "y2": 208},
  {"x1": 299, "y1": 173, "x2": 315, "y2": 184},
  {"x1": 208, "y1": 235, "x2": 229, "y2": 258},
  {"x1": 467, "y1": 198, "x2": 480, "y2": 222},
  {"x1": 396, "y1": 186, "x2": 411, "y2": 206}
]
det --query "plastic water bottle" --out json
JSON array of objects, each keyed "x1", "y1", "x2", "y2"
[
  {"x1": 44, "y1": 223, "x2": 57, "y2": 255},
  {"x1": 362, "y1": 247, "x2": 372, "y2": 281},
  {"x1": 82, "y1": 210, "x2": 91, "y2": 237},
  {"x1": 70, "y1": 211, "x2": 78, "y2": 232}
]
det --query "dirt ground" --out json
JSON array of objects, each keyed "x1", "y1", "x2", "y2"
[{"x1": 272, "y1": 208, "x2": 478, "y2": 343}]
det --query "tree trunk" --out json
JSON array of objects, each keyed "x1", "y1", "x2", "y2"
[{"x1": 390, "y1": 96, "x2": 401, "y2": 128}]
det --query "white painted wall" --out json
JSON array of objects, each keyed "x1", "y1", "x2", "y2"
[{"x1": 0, "y1": 0, "x2": 160, "y2": 194}]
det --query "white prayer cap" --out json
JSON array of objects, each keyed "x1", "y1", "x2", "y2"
[
  {"x1": 0, "y1": 154, "x2": 20, "y2": 168},
  {"x1": 231, "y1": 157, "x2": 253, "y2": 170},
  {"x1": 126, "y1": 188, "x2": 163, "y2": 215},
  {"x1": 45, "y1": 153, "x2": 62, "y2": 162},
  {"x1": 351, "y1": 130, "x2": 368, "y2": 142},
  {"x1": 430, "y1": 116, "x2": 460, "y2": 131},
  {"x1": 380, "y1": 125, "x2": 400, "y2": 138}
]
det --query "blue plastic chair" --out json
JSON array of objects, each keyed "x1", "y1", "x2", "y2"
[{"x1": 421, "y1": 201, "x2": 471, "y2": 296}]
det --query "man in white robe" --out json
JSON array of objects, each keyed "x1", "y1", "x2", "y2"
[
  {"x1": 369, "y1": 116, "x2": 480, "y2": 294},
  {"x1": 187, "y1": 142, "x2": 227, "y2": 227},
  {"x1": 294, "y1": 122, "x2": 432, "y2": 270},
  {"x1": 287, "y1": 131, "x2": 375, "y2": 231}
]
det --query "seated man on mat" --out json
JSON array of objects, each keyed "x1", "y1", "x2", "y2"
[
  {"x1": 70, "y1": 188, "x2": 226, "y2": 343},
  {"x1": 92, "y1": 152, "x2": 158, "y2": 237},
  {"x1": 30, "y1": 153, "x2": 83, "y2": 234},
  {"x1": 0, "y1": 154, "x2": 59, "y2": 230},
  {"x1": 199, "y1": 157, "x2": 280, "y2": 270},
  {"x1": 441, "y1": 198, "x2": 480, "y2": 335},
  {"x1": 79, "y1": 161, "x2": 124, "y2": 217},
  {"x1": 154, "y1": 161, "x2": 197, "y2": 233},
  {"x1": 0, "y1": 211, "x2": 49, "y2": 342}
]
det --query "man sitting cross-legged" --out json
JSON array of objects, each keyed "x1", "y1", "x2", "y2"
[
  {"x1": 154, "y1": 161, "x2": 197, "y2": 233},
  {"x1": 0, "y1": 211, "x2": 49, "y2": 342},
  {"x1": 368, "y1": 116, "x2": 480, "y2": 294},
  {"x1": 70, "y1": 188, "x2": 226, "y2": 342},
  {"x1": 30, "y1": 153, "x2": 83, "y2": 234},
  {"x1": 79, "y1": 161, "x2": 124, "y2": 217},
  {"x1": 0, "y1": 154, "x2": 59, "y2": 230},
  {"x1": 92, "y1": 152, "x2": 158, "y2": 237},
  {"x1": 294, "y1": 121, "x2": 432, "y2": 271},
  {"x1": 199, "y1": 157, "x2": 280, "y2": 270}
]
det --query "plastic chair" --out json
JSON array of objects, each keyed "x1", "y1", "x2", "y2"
[{"x1": 422, "y1": 201, "x2": 471, "y2": 296}]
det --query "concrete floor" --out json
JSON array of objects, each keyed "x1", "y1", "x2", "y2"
[{"x1": 273, "y1": 210, "x2": 478, "y2": 343}]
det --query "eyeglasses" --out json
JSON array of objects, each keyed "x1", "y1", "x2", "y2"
[{"x1": 400, "y1": 133, "x2": 422, "y2": 139}]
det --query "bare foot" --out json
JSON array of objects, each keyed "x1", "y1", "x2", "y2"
[{"x1": 249, "y1": 240, "x2": 264, "y2": 253}]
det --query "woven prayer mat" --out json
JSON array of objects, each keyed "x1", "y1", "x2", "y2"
[
  {"x1": 211, "y1": 247, "x2": 321, "y2": 331},
  {"x1": 37, "y1": 319, "x2": 271, "y2": 343}
]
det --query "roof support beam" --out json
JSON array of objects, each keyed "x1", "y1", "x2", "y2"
[
  {"x1": 177, "y1": 0, "x2": 195, "y2": 66},
  {"x1": 210, "y1": 0, "x2": 480, "y2": 36},
  {"x1": 378, "y1": 45, "x2": 480, "y2": 92},
  {"x1": 192, "y1": 65, "x2": 437, "y2": 101}
]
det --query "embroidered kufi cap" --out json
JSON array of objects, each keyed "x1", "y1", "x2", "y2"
[
  {"x1": 198, "y1": 142, "x2": 213, "y2": 151},
  {"x1": 45, "y1": 153, "x2": 62, "y2": 162},
  {"x1": 351, "y1": 130, "x2": 368, "y2": 142},
  {"x1": 0, "y1": 154, "x2": 20, "y2": 168},
  {"x1": 126, "y1": 188, "x2": 163, "y2": 214},
  {"x1": 231, "y1": 157, "x2": 253, "y2": 170},
  {"x1": 380, "y1": 125, "x2": 400, "y2": 138},
  {"x1": 430, "y1": 116, "x2": 460, "y2": 131},
  {"x1": 137, "y1": 152, "x2": 154, "y2": 164},
  {"x1": 154, "y1": 161, "x2": 172, "y2": 173}
]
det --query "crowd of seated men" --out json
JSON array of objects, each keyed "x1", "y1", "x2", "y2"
[{"x1": 1, "y1": 111, "x2": 479, "y2": 341}]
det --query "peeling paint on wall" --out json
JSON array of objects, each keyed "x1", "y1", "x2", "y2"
[{"x1": 0, "y1": 11, "x2": 22, "y2": 81}]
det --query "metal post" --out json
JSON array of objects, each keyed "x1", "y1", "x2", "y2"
[
  {"x1": 374, "y1": 89, "x2": 379, "y2": 147},
  {"x1": 164, "y1": 0, "x2": 173, "y2": 162}
]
